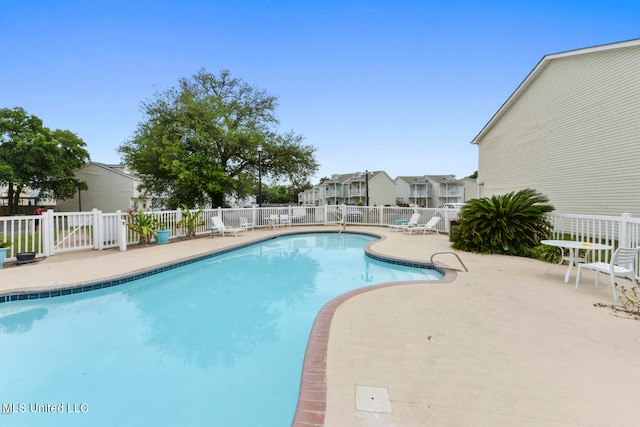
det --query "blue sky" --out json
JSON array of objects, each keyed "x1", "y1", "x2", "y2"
[{"x1": 2, "y1": 0, "x2": 639, "y2": 183}]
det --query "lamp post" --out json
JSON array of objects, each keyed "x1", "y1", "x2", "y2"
[
  {"x1": 365, "y1": 170, "x2": 369, "y2": 207},
  {"x1": 257, "y1": 145, "x2": 263, "y2": 207},
  {"x1": 77, "y1": 179, "x2": 82, "y2": 211}
]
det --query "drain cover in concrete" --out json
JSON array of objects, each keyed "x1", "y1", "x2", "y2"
[{"x1": 355, "y1": 385, "x2": 392, "y2": 413}]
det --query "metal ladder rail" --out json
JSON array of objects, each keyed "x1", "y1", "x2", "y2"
[{"x1": 430, "y1": 251, "x2": 469, "y2": 272}]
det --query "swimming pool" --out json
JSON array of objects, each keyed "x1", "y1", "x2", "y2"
[{"x1": 0, "y1": 232, "x2": 442, "y2": 426}]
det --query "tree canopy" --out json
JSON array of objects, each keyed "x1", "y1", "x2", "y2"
[
  {"x1": 0, "y1": 107, "x2": 90, "y2": 214},
  {"x1": 118, "y1": 69, "x2": 319, "y2": 208},
  {"x1": 260, "y1": 181, "x2": 313, "y2": 205}
]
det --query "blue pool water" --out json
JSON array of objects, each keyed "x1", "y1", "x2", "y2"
[{"x1": 0, "y1": 233, "x2": 442, "y2": 426}]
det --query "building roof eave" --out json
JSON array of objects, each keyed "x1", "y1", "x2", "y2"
[{"x1": 470, "y1": 38, "x2": 640, "y2": 145}]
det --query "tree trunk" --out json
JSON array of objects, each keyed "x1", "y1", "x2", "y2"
[
  {"x1": 13, "y1": 185, "x2": 23, "y2": 215},
  {"x1": 7, "y1": 182, "x2": 15, "y2": 216},
  {"x1": 207, "y1": 190, "x2": 225, "y2": 208},
  {"x1": 5, "y1": 184, "x2": 25, "y2": 215}
]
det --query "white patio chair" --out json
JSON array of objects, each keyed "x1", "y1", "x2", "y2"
[
  {"x1": 575, "y1": 246, "x2": 640, "y2": 301},
  {"x1": 279, "y1": 214, "x2": 292, "y2": 227},
  {"x1": 268, "y1": 214, "x2": 280, "y2": 230},
  {"x1": 207, "y1": 217, "x2": 223, "y2": 237},
  {"x1": 404, "y1": 216, "x2": 441, "y2": 235},
  {"x1": 389, "y1": 213, "x2": 420, "y2": 232},
  {"x1": 211, "y1": 216, "x2": 245, "y2": 237},
  {"x1": 240, "y1": 217, "x2": 254, "y2": 231}
]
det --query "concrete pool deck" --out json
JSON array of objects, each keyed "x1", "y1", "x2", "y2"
[{"x1": 1, "y1": 225, "x2": 639, "y2": 426}]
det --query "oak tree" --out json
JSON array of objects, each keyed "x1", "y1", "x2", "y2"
[{"x1": 119, "y1": 69, "x2": 318, "y2": 208}]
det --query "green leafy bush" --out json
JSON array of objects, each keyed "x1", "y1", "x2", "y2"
[
  {"x1": 451, "y1": 188, "x2": 554, "y2": 256},
  {"x1": 531, "y1": 244, "x2": 562, "y2": 263}
]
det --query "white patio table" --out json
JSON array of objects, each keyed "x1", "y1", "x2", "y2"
[{"x1": 540, "y1": 239, "x2": 612, "y2": 283}]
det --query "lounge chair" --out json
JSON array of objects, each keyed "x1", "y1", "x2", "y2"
[
  {"x1": 404, "y1": 216, "x2": 441, "y2": 235},
  {"x1": 389, "y1": 213, "x2": 420, "y2": 232},
  {"x1": 575, "y1": 246, "x2": 640, "y2": 301},
  {"x1": 211, "y1": 216, "x2": 245, "y2": 237}
]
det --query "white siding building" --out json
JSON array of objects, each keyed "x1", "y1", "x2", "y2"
[
  {"x1": 396, "y1": 175, "x2": 466, "y2": 208},
  {"x1": 460, "y1": 177, "x2": 479, "y2": 202},
  {"x1": 300, "y1": 171, "x2": 396, "y2": 206},
  {"x1": 56, "y1": 162, "x2": 151, "y2": 213},
  {"x1": 395, "y1": 176, "x2": 431, "y2": 207},
  {"x1": 472, "y1": 39, "x2": 640, "y2": 216}
]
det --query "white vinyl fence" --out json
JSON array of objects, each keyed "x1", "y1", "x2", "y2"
[
  {"x1": 546, "y1": 212, "x2": 640, "y2": 264},
  {"x1": 1, "y1": 206, "x2": 639, "y2": 266}
]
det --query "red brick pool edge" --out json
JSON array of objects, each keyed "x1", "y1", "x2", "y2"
[{"x1": 291, "y1": 267, "x2": 456, "y2": 427}]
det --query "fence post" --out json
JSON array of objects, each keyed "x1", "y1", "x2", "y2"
[
  {"x1": 175, "y1": 209, "x2": 183, "y2": 237},
  {"x1": 252, "y1": 205, "x2": 257, "y2": 228},
  {"x1": 620, "y1": 213, "x2": 631, "y2": 249},
  {"x1": 93, "y1": 209, "x2": 102, "y2": 250},
  {"x1": 113, "y1": 210, "x2": 122, "y2": 249},
  {"x1": 43, "y1": 209, "x2": 54, "y2": 257},
  {"x1": 443, "y1": 209, "x2": 450, "y2": 233},
  {"x1": 119, "y1": 219, "x2": 127, "y2": 252}
]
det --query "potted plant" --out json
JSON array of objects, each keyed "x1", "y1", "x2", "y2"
[
  {"x1": 176, "y1": 204, "x2": 205, "y2": 238},
  {"x1": 0, "y1": 240, "x2": 11, "y2": 269},
  {"x1": 154, "y1": 218, "x2": 171, "y2": 244},
  {"x1": 126, "y1": 208, "x2": 159, "y2": 245}
]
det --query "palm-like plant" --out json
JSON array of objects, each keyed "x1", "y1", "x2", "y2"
[
  {"x1": 176, "y1": 204, "x2": 205, "y2": 238},
  {"x1": 451, "y1": 188, "x2": 554, "y2": 256},
  {"x1": 126, "y1": 208, "x2": 159, "y2": 244}
]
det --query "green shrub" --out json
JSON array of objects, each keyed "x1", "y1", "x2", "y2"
[
  {"x1": 451, "y1": 188, "x2": 554, "y2": 256},
  {"x1": 531, "y1": 244, "x2": 562, "y2": 263}
]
